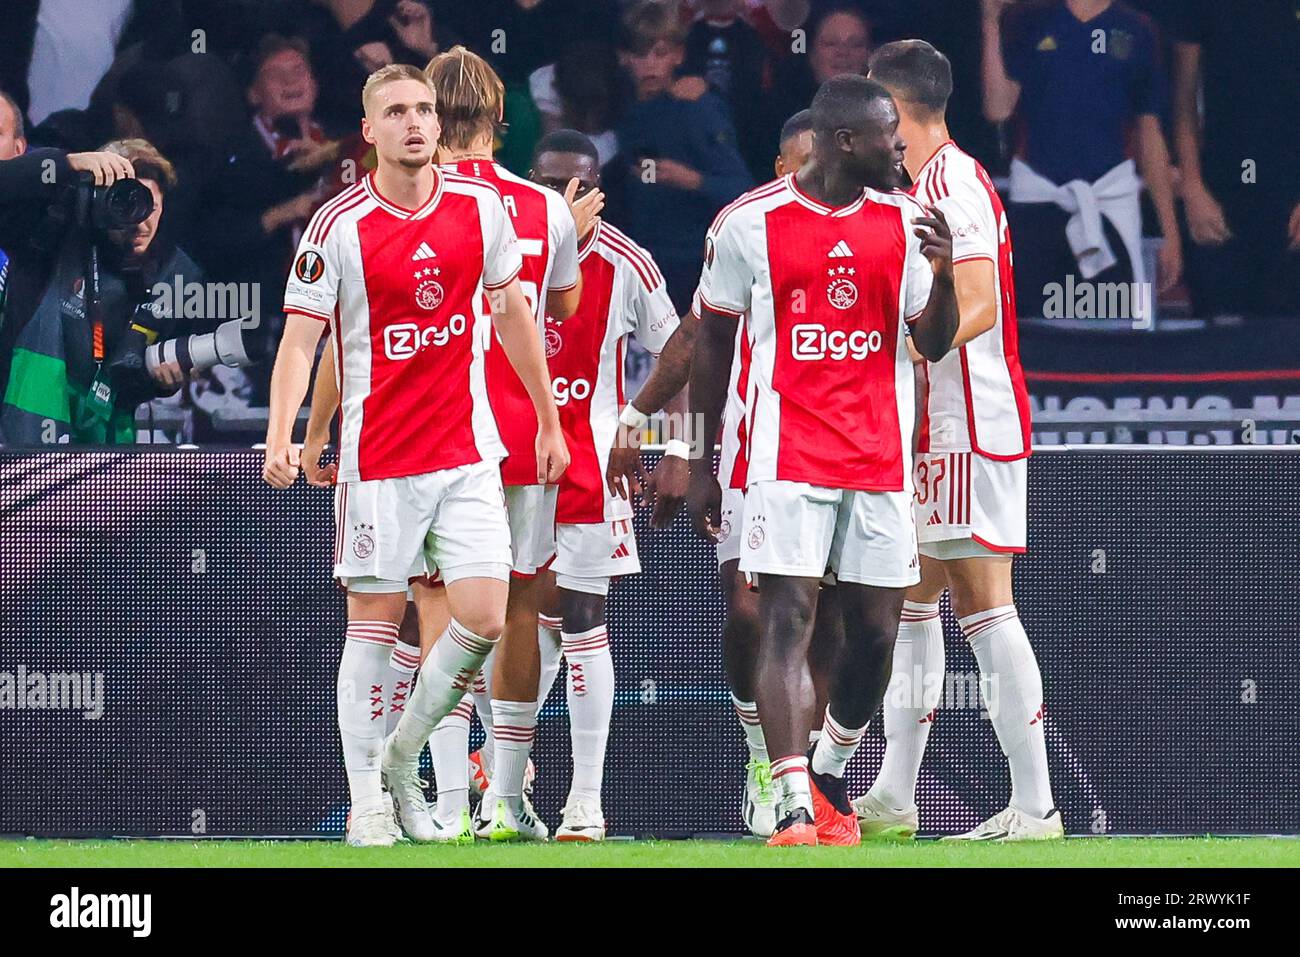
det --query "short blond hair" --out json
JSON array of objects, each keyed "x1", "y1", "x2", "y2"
[
  {"x1": 361, "y1": 63, "x2": 437, "y2": 116},
  {"x1": 100, "y1": 138, "x2": 177, "y2": 191},
  {"x1": 424, "y1": 45, "x2": 504, "y2": 151}
]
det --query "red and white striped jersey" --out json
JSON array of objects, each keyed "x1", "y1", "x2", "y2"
[
  {"x1": 445, "y1": 159, "x2": 580, "y2": 485},
  {"x1": 549, "y1": 222, "x2": 678, "y2": 524},
  {"x1": 283, "y1": 170, "x2": 521, "y2": 483},
  {"x1": 910, "y1": 141, "x2": 1031, "y2": 460},
  {"x1": 698, "y1": 175, "x2": 934, "y2": 492}
]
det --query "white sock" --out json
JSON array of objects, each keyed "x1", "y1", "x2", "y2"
[
  {"x1": 429, "y1": 695, "x2": 473, "y2": 822},
  {"x1": 960, "y1": 604, "x2": 1055, "y2": 818},
  {"x1": 870, "y1": 599, "x2": 944, "y2": 811},
  {"x1": 771, "y1": 754, "x2": 813, "y2": 818},
  {"x1": 808, "y1": 729, "x2": 821, "y2": 747},
  {"x1": 387, "y1": 620, "x2": 497, "y2": 765},
  {"x1": 338, "y1": 619, "x2": 398, "y2": 811},
  {"x1": 563, "y1": 625, "x2": 614, "y2": 804},
  {"x1": 472, "y1": 659, "x2": 495, "y2": 776},
  {"x1": 730, "y1": 693, "x2": 768, "y2": 763},
  {"x1": 537, "y1": 614, "x2": 564, "y2": 705},
  {"x1": 488, "y1": 699, "x2": 537, "y2": 805},
  {"x1": 386, "y1": 639, "x2": 421, "y2": 737},
  {"x1": 811, "y1": 706, "x2": 867, "y2": 777}
]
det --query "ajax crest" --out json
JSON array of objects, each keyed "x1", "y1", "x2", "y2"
[
  {"x1": 352, "y1": 523, "x2": 375, "y2": 560},
  {"x1": 415, "y1": 278, "x2": 444, "y2": 311},
  {"x1": 826, "y1": 277, "x2": 858, "y2": 310},
  {"x1": 544, "y1": 326, "x2": 563, "y2": 358}
]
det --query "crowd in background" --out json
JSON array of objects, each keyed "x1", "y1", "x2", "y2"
[{"x1": 0, "y1": 0, "x2": 1296, "y2": 442}]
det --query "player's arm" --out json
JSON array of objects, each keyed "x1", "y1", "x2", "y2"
[
  {"x1": 686, "y1": 304, "x2": 737, "y2": 541},
  {"x1": 302, "y1": 342, "x2": 339, "y2": 487},
  {"x1": 264, "y1": 314, "x2": 326, "y2": 488},
  {"x1": 908, "y1": 205, "x2": 959, "y2": 362},
  {"x1": 490, "y1": 280, "x2": 570, "y2": 482},
  {"x1": 949, "y1": 258, "x2": 999, "y2": 349},
  {"x1": 545, "y1": 276, "x2": 583, "y2": 320},
  {"x1": 607, "y1": 310, "x2": 697, "y2": 502}
]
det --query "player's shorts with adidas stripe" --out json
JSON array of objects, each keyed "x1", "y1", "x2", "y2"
[
  {"x1": 551, "y1": 517, "x2": 640, "y2": 595},
  {"x1": 715, "y1": 487, "x2": 744, "y2": 566},
  {"x1": 739, "y1": 480, "x2": 920, "y2": 587},
  {"x1": 504, "y1": 483, "x2": 558, "y2": 576},
  {"x1": 913, "y1": 451, "x2": 1027, "y2": 559},
  {"x1": 334, "y1": 460, "x2": 513, "y2": 591}
]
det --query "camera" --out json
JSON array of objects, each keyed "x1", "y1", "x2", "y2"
[
  {"x1": 74, "y1": 174, "x2": 155, "y2": 233},
  {"x1": 145, "y1": 319, "x2": 258, "y2": 377}
]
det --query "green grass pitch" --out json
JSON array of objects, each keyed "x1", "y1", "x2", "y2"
[{"x1": 3, "y1": 837, "x2": 1295, "y2": 868}]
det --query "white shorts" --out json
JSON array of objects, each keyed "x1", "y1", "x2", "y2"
[
  {"x1": 739, "y1": 480, "x2": 920, "y2": 588},
  {"x1": 552, "y1": 516, "x2": 640, "y2": 596},
  {"x1": 334, "y1": 461, "x2": 513, "y2": 592},
  {"x1": 505, "y1": 483, "x2": 558, "y2": 576},
  {"x1": 913, "y1": 452, "x2": 1027, "y2": 558},
  {"x1": 715, "y1": 488, "x2": 744, "y2": 566}
]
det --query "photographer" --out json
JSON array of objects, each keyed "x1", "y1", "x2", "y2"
[{"x1": 0, "y1": 138, "x2": 205, "y2": 445}]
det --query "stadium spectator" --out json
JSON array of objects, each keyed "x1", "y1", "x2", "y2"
[
  {"x1": 0, "y1": 92, "x2": 27, "y2": 159},
  {"x1": 0, "y1": 138, "x2": 205, "y2": 444},
  {"x1": 766, "y1": 5, "x2": 872, "y2": 150},
  {"x1": 447, "y1": 0, "x2": 619, "y2": 86},
  {"x1": 529, "y1": 38, "x2": 623, "y2": 169},
  {"x1": 614, "y1": 0, "x2": 752, "y2": 311},
  {"x1": 7, "y1": 0, "x2": 138, "y2": 125},
  {"x1": 681, "y1": 0, "x2": 774, "y2": 180},
  {"x1": 983, "y1": 0, "x2": 1182, "y2": 321},
  {"x1": 681, "y1": 0, "x2": 792, "y2": 52},
  {"x1": 291, "y1": 0, "x2": 454, "y2": 132},
  {"x1": 1171, "y1": 1, "x2": 1300, "y2": 320},
  {"x1": 179, "y1": 34, "x2": 335, "y2": 407}
]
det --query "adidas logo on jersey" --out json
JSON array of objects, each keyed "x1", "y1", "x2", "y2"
[
  {"x1": 411, "y1": 242, "x2": 437, "y2": 261},
  {"x1": 926, "y1": 511, "x2": 943, "y2": 526},
  {"x1": 827, "y1": 240, "x2": 854, "y2": 258}
]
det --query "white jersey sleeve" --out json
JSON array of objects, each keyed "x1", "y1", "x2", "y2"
[
  {"x1": 626, "y1": 256, "x2": 679, "y2": 357},
  {"x1": 547, "y1": 193, "x2": 580, "y2": 292},
  {"x1": 904, "y1": 231, "x2": 935, "y2": 325},
  {"x1": 697, "y1": 215, "x2": 753, "y2": 317},
  {"x1": 938, "y1": 181, "x2": 998, "y2": 266},
  {"x1": 481, "y1": 193, "x2": 524, "y2": 290},
  {"x1": 283, "y1": 207, "x2": 346, "y2": 322}
]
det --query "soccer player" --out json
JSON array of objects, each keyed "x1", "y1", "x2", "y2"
[
  {"x1": 853, "y1": 40, "x2": 1061, "y2": 841},
  {"x1": 687, "y1": 75, "x2": 958, "y2": 846},
  {"x1": 527, "y1": 130, "x2": 684, "y2": 841},
  {"x1": 263, "y1": 64, "x2": 568, "y2": 847},
  {"x1": 616, "y1": 109, "x2": 844, "y2": 839},
  {"x1": 422, "y1": 46, "x2": 593, "y2": 843}
]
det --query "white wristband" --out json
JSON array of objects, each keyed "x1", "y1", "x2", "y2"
[
  {"x1": 664, "y1": 439, "x2": 691, "y2": 460},
  {"x1": 618, "y1": 404, "x2": 650, "y2": 429}
]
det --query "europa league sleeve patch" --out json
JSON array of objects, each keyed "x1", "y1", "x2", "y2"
[{"x1": 294, "y1": 250, "x2": 326, "y2": 284}]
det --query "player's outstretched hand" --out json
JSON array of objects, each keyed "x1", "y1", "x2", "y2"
[
  {"x1": 564, "y1": 178, "x2": 605, "y2": 238},
  {"x1": 301, "y1": 432, "x2": 337, "y2": 487},
  {"x1": 686, "y1": 471, "x2": 723, "y2": 543},
  {"x1": 606, "y1": 422, "x2": 650, "y2": 502},
  {"x1": 537, "y1": 424, "x2": 571, "y2": 484},
  {"x1": 914, "y1": 205, "x2": 953, "y2": 275},
  {"x1": 263, "y1": 444, "x2": 301, "y2": 489},
  {"x1": 648, "y1": 454, "x2": 689, "y2": 528}
]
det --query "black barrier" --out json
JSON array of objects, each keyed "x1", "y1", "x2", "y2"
[{"x1": 0, "y1": 448, "x2": 1296, "y2": 837}]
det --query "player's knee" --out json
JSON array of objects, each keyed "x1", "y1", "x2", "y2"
[{"x1": 455, "y1": 609, "x2": 505, "y2": 643}]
